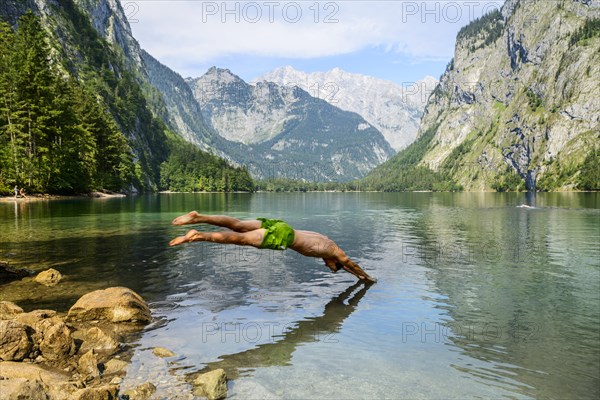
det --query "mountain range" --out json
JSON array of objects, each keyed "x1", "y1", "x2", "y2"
[
  {"x1": 254, "y1": 66, "x2": 437, "y2": 151},
  {"x1": 1, "y1": 0, "x2": 597, "y2": 193},
  {"x1": 66, "y1": 1, "x2": 423, "y2": 181},
  {"x1": 185, "y1": 67, "x2": 395, "y2": 180}
]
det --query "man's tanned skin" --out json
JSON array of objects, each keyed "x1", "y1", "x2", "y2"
[{"x1": 169, "y1": 211, "x2": 376, "y2": 283}]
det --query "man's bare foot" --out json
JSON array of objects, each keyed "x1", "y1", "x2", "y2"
[
  {"x1": 169, "y1": 229, "x2": 201, "y2": 246},
  {"x1": 172, "y1": 211, "x2": 201, "y2": 226}
]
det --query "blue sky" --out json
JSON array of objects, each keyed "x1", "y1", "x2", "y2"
[{"x1": 128, "y1": 1, "x2": 504, "y2": 84}]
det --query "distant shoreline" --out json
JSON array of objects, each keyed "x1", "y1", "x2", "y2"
[
  {"x1": 1, "y1": 190, "x2": 596, "y2": 203},
  {"x1": 158, "y1": 190, "x2": 252, "y2": 194},
  {"x1": 0, "y1": 192, "x2": 126, "y2": 202}
]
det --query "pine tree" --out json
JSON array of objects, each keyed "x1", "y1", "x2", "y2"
[
  {"x1": 0, "y1": 22, "x2": 18, "y2": 192},
  {"x1": 12, "y1": 11, "x2": 56, "y2": 190}
]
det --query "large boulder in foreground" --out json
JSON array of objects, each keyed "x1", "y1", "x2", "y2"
[
  {"x1": 66, "y1": 287, "x2": 151, "y2": 324},
  {"x1": 0, "y1": 361, "x2": 71, "y2": 399},
  {"x1": 122, "y1": 382, "x2": 157, "y2": 400},
  {"x1": 12, "y1": 310, "x2": 75, "y2": 362},
  {"x1": 39, "y1": 321, "x2": 75, "y2": 361},
  {"x1": 0, "y1": 377, "x2": 50, "y2": 400},
  {"x1": 77, "y1": 327, "x2": 120, "y2": 355}
]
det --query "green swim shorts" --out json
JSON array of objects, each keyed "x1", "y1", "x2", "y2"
[{"x1": 257, "y1": 218, "x2": 295, "y2": 250}]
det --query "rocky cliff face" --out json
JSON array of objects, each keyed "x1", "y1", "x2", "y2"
[
  {"x1": 4, "y1": 0, "x2": 394, "y2": 183},
  {"x1": 55, "y1": 1, "x2": 400, "y2": 182},
  {"x1": 73, "y1": 0, "x2": 220, "y2": 149},
  {"x1": 72, "y1": 0, "x2": 230, "y2": 161},
  {"x1": 68, "y1": 1, "x2": 398, "y2": 181},
  {"x1": 74, "y1": 0, "x2": 141, "y2": 66},
  {"x1": 188, "y1": 68, "x2": 396, "y2": 180},
  {"x1": 141, "y1": 50, "x2": 216, "y2": 151},
  {"x1": 189, "y1": 67, "x2": 299, "y2": 145},
  {"x1": 407, "y1": 0, "x2": 599, "y2": 190},
  {"x1": 255, "y1": 66, "x2": 437, "y2": 151}
]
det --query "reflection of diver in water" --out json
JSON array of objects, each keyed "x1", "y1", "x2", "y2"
[{"x1": 187, "y1": 281, "x2": 372, "y2": 382}]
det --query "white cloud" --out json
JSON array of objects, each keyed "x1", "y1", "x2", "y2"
[{"x1": 128, "y1": 1, "x2": 503, "y2": 74}]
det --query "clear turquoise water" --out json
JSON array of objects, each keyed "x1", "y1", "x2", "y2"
[{"x1": 1, "y1": 193, "x2": 599, "y2": 399}]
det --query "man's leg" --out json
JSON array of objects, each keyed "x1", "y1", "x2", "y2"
[
  {"x1": 172, "y1": 211, "x2": 261, "y2": 232},
  {"x1": 170, "y1": 228, "x2": 266, "y2": 247}
]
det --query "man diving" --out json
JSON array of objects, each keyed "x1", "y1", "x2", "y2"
[{"x1": 169, "y1": 211, "x2": 377, "y2": 283}]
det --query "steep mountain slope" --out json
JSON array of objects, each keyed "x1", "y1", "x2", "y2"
[
  {"x1": 66, "y1": 1, "x2": 398, "y2": 182},
  {"x1": 73, "y1": 0, "x2": 221, "y2": 151},
  {"x1": 364, "y1": 0, "x2": 599, "y2": 191},
  {"x1": 255, "y1": 66, "x2": 437, "y2": 151},
  {"x1": 74, "y1": 0, "x2": 141, "y2": 67},
  {"x1": 141, "y1": 50, "x2": 216, "y2": 150},
  {"x1": 188, "y1": 68, "x2": 396, "y2": 180}
]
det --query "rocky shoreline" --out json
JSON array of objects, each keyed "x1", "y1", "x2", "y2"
[{"x1": 0, "y1": 282, "x2": 227, "y2": 400}]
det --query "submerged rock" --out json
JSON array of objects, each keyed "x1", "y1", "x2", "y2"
[
  {"x1": 103, "y1": 358, "x2": 129, "y2": 375},
  {"x1": 152, "y1": 346, "x2": 176, "y2": 358},
  {"x1": 193, "y1": 369, "x2": 228, "y2": 400},
  {"x1": 0, "y1": 261, "x2": 33, "y2": 284},
  {"x1": 122, "y1": 382, "x2": 157, "y2": 400},
  {"x1": 34, "y1": 268, "x2": 63, "y2": 286},
  {"x1": 67, "y1": 287, "x2": 151, "y2": 324}
]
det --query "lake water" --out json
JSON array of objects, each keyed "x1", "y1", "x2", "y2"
[{"x1": 1, "y1": 193, "x2": 599, "y2": 399}]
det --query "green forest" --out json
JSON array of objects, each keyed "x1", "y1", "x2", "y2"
[
  {"x1": 0, "y1": 12, "x2": 134, "y2": 194},
  {"x1": 0, "y1": 11, "x2": 253, "y2": 195},
  {"x1": 358, "y1": 127, "x2": 463, "y2": 192},
  {"x1": 160, "y1": 135, "x2": 253, "y2": 192}
]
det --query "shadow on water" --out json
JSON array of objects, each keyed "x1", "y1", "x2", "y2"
[{"x1": 187, "y1": 281, "x2": 373, "y2": 381}]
